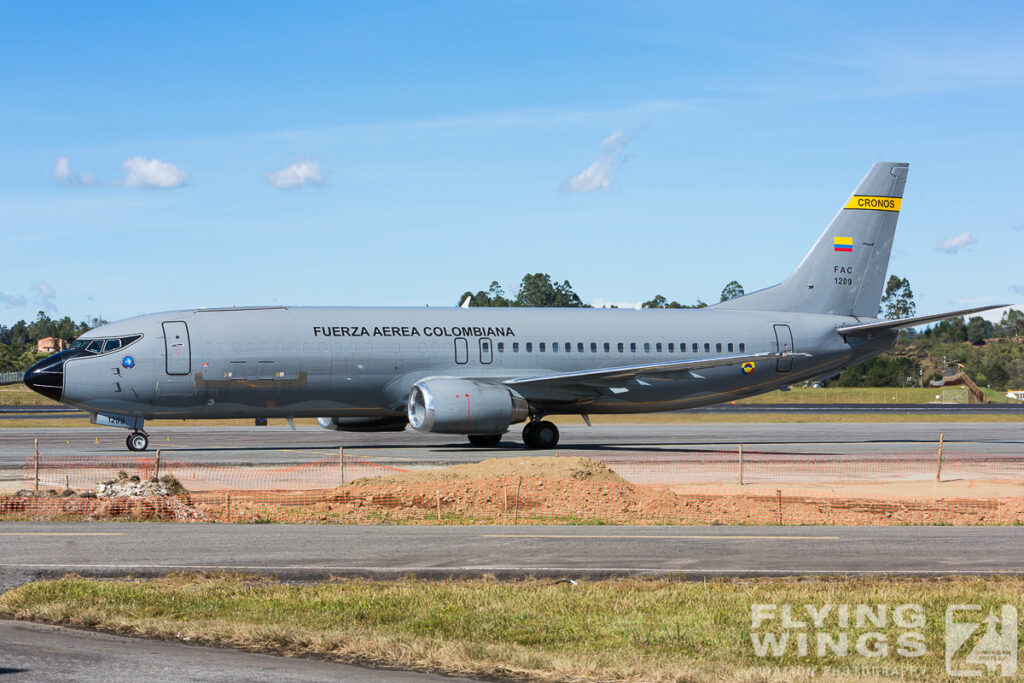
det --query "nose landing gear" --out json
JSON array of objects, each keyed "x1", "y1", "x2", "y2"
[{"x1": 126, "y1": 431, "x2": 149, "y2": 452}]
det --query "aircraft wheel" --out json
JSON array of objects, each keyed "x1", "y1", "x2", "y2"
[
  {"x1": 468, "y1": 434, "x2": 502, "y2": 448},
  {"x1": 522, "y1": 421, "x2": 537, "y2": 448},
  {"x1": 126, "y1": 432, "x2": 148, "y2": 452},
  {"x1": 527, "y1": 421, "x2": 559, "y2": 450}
]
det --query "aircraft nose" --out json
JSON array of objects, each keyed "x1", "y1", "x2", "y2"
[{"x1": 24, "y1": 352, "x2": 67, "y2": 401}]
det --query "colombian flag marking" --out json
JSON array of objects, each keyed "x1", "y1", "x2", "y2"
[{"x1": 833, "y1": 236, "x2": 853, "y2": 252}]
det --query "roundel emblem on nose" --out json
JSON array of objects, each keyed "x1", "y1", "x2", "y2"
[
  {"x1": 741, "y1": 362, "x2": 755, "y2": 374},
  {"x1": 122, "y1": 355, "x2": 136, "y2": 369}
]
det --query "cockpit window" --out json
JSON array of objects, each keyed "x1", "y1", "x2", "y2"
[{"x1": 70, "y1": 334, "x2": 142, "y2": 356}]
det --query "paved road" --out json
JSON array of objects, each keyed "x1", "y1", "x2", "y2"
[
  {"x1": 0, "y1": 619, "x2": 469, "y2": 682},
  {"x1": 2, "y1": 523, "x2": 1023, "y2": 590}
]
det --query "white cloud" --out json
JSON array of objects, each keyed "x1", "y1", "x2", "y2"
[
  {"x1": 121, "y1": 156, "x2": 188, "y2": 189},
  {"x1": 31, "y1": 280, "x2": 56, "y2": 312},
  {"x1": 935, "y1": 231, "x2": 976, "y2": 254},
  {"x1": 265, "y1": 159, "x2": 326, "y2": 190},
  {"x1": 0, "y1": 291, "x2": 27, "y2": 308},
  {"x1": 53, "y1": 157, "x2": 69, "y2": 180},
  {"x1": 591, "y1": 298, "x2": 642, "y2": 310},
  {"x1": 52, "y1": 157, "x2": 96, "y2": 186},
  {"x1": 560, "y1": 127, "x2": 633, "y2": 194}
]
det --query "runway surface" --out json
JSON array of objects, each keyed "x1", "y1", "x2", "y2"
[
  {"x1": 2, "y1": 523, "x2": 1023, "y2": 590},
  {"x1": 0, "y1": 619, "x2": 468, "y2": 683}
]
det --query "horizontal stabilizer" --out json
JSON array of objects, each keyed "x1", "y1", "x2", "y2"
[
  {"x1": 506, "y1": 351, "x2": 809, "y2": 387},
  {"x1": 835, "y1": 305, "x2": 1009, "y2": 337}
]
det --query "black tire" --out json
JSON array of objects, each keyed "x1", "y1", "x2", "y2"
[
  {"x1": 522, "y1": 421, "x2": 537, "y2": 448},
  {"x1": 468, "y1": 434, "x2": 502, "y2": 448},
  {"x1": 529, "y1": 421, "x2": 559, "y2": 450},
  {"x1": 126, "y1": 432, "x2": 148, "y2": 452}
]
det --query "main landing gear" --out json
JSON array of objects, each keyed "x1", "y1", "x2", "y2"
[
  {"x1": 522, "y1": 420, "x2": 559, "y2": 449},
  {"x1": 126, "y1": 431, "x2": 149, "y2": 452}
]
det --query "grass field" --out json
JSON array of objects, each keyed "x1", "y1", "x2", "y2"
[{"x1": 2, "y1": 574, "x2": 1021, "y2": 681}]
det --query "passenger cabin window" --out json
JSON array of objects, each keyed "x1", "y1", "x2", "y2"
[
  {"x1": 704, "y1": 343, "x2": 711, "y2": 353},
  {"x1": 497, "y1": 342, "x2": 504, "y2": 352},
  {"x1": 513, "y1": 342, "x2": 519, "y2": 352},
  {"x1": 739, "y1": 343, "x2": 746, "y2": 352},
  {"x1": 618, "y1": 343, "x2": 624, "y2": 352},
  {"x1": 578, "y1": 343, "x2": 584, "y2": 353},
  {"x1": 526, "y1": 342, "x2": 533, "y2": 352},
  {"x1": 564, "y1": 342, "x2": 571, "y2": 353},
  {"x1": 668, "y1": 343, "x2": 674, "y2": 352},
  {"x1": 591, "y1": 342, "x2": 598, "y2": 352},
  {"x1": 482, "y1": 341, "x2": 490, "y2": 352},
  {"x1": 727, "y1": 343, "x2": 733, "y2": 352},
  {"x1": 604, "y1": 342, "x2": 610, "y2": 352},
  {"x1": 716, "y1": 343, "x2": 722, "y2": 352},
  {"x1": 656, "y1": 343, "x2": 663, "y2": 352},
  {"x1": 539, "y1": 343, "x2": 546, "y2": 352},
  {"x1": 630, "y1": 342, "x2": 637, "y2": 352},
  {"x1": 643, "y1": 342, "x2": 651, "y2": 353},
  {"x1": 692, "y1": 343, "x2": 698, "y2": 352},
  {"x1": 553, "y1": 342, "x2": 559, "y2": 352}
]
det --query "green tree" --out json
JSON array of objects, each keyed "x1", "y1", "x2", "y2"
[
  {"x1": 719, "y1": 280, "x2": 744, "y2": 302},
  {"x1": 515, "y1": 273, "x2": 585, "y2": 307},
  {"x1": 996, "y1": 309, "x2": 1024, "y2": 338},
  {"x1": 642, "y1": 295, "x2": 682, "y2": 309},
  {"x1": 459, "y1": 281, "x2": 512, "y2": 307},
  {"x1": 966, "y1": 316, "x2": 994, "y2": 345},
  {"x1": 881, "y1": 275, "x2": 916, "y2": 320}
]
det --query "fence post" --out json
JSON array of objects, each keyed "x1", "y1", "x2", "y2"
[
  {"x1": 154, "y1": 450, "x2": 161, "y2": 480},
  {"x1": 514, "y1": 476, "x2": 522, "y2": 525},
  {"x1": 776, "y1": 489, "x2": 783, "y2": 525},
  {"x1": 503, "y1": 486, "x2": 508, "y2": 511},
  {"x1": 339, "y1": 447, "x2": 345, "y2": 486},
  {"x1": 936, "y1": 433, "x2": 945, "y2": 482},
  {"x1": 34, "y1": 438, "x2": 39, "y2": 492},
  {"x1": 65, "y1": 474, "x2": 69, "y2": 491},
  {"x1": 738, "y1": 444, "x2": 744, "y2": 485},
  {"x1": 225, "y1": 492, "x2": 231, "y2": 523},
  {"x1": 435, "y1": 489, "x2": 441, "y2": 522}
]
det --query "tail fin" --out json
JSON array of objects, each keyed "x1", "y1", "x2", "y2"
[{"x1": 717, "y1": 161, "x2": 909, "y2": 317}]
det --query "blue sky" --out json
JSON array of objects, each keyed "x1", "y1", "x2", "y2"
[{"x1": 1, "y1": 1, "x2": 1022, "y2": 325}]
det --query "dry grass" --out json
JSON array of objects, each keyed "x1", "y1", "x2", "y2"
[{"x1": 2, "y1": 574, "x2": 1022, "y2": 681}]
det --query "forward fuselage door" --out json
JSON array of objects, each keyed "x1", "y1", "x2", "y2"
[
  {"x1": 773, "y1": 324, "x2": 794, "y2": 373},
  {"x1": 479, "y1": 337, "x2": 493, "y2": 364},
  {"x1": 163, "y1": 321, "x2": 192, "y2": 375}
]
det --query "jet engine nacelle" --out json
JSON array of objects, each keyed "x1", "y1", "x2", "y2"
[
  {"x1": 407, "y1": 378, "x2": 529, "y2": 435},
  {"x1": 316, "y1": 416, "x2": 408, "y2": 432}
]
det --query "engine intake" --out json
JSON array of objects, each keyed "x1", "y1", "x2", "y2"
[{"x1": 407, "y1": 378, "x2": 528, "y2": 434}]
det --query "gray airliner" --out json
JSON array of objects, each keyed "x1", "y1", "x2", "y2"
[{"x1": 25, "y1": 162, "x2": 1003, "y2": 451}]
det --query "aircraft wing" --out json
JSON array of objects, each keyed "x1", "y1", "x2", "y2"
[
  {"x1": 505, "y1": 351, "x2": 805, "y2": 389},
  {"x1": 835, "y1": 304, "x2": 1008, "y2": 337}
]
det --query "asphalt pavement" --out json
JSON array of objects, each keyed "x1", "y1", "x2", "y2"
[
  {"x1": 2, "y1": 523, "x2": 1023, "y2": 591},
  {"x1": 0, "y1": 619, "x2": 471, "y2": 683}
]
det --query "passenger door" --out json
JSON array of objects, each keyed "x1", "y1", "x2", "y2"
[
  {"x1": 163, "y1": 321, "x2": 191, "y2": 375},
  {"x1": 479, "y1": 337, "x2": 493, "y2": 364},
  {"x1": 454, "y1": 337, "x2": 468, "y2": 365}
]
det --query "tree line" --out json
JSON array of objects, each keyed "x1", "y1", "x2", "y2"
[{"x1": 0, "y1": 312, "x2": 106, "y2": 373}]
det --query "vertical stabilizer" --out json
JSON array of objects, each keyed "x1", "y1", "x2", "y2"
[{"x1": 717, "y1": 162, "x2": 909, "y2": 317}]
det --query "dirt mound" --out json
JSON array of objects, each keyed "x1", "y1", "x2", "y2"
[{"x1": 347, "y1": 456, "x2": 627, "y2": 487}]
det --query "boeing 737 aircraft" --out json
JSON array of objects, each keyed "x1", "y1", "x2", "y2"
[{"x1": 25, "y1": 162, "x2": 1003, "y2": 451}]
